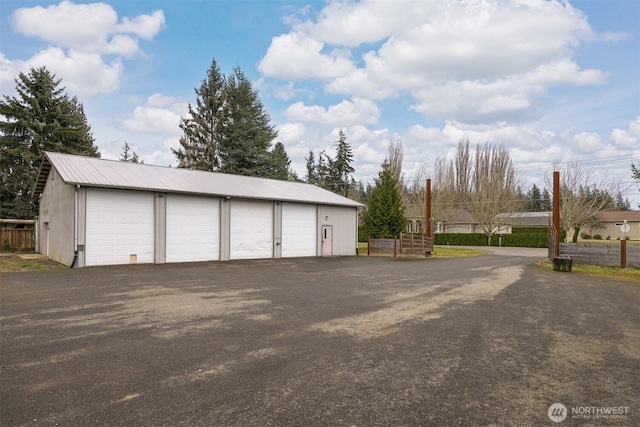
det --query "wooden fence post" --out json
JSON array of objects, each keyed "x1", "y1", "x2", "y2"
[
  {"x1": 620, "y1": 239, "x2": 627, "y2": 269},
  {"x1": 367, "y1": 236, "x2": 370, "y2": 256},
  {"x1": 393, "y1": 235, "x2": 397, "y2": 258}
]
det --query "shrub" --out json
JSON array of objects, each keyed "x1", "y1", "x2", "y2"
[
  {"x1": 500, "y1": 232, "x2": 548, "y2": 248},
  {"x1": 434, "y1": 233, "x2": 488, "y2": 246},
  {"x1": 580, "y1": 233, "x2": 591, "y2": 239},
  {"x1": 434, "y1": 231, "x2": 549, "y2": 248},
  {"x1": 593, "y1": 234, "x2": 602, "y2": 240},
  {"x1": 512, "y1": 226, "x2": 548, "y2": 234},
  {"x1": 358, "y1": 226, "x2": 368, "y2": 242}
]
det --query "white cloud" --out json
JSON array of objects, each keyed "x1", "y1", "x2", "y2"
[
  {"x1": 146, "y1": 93, "x2": 182, "y2": 108},
  {"x1": 276, "y1": 122, "x2": 306, "y2": 144},
  {"x1": 122, "y1": 94, "x2": 187, "y2": 136},
  {"x1": 10, "y1": 1, "x2": 164, "y2": 55},
  {"x1": 262, "y1": 0, "x2": 614, "y2": 125},
  {"x1": 290, "y1": 0, "x2": 438, "y2": 47},
  {"x1": 0, "y1": 47, "x2": 124, "y2": 96},
  {"x1": 0, "y1": 53, "x2": 20, "y2": 93},
  {"x1": 258, "y1": 32, "x2": 355, "y2": 80},
  {"x1": 610, "y1": 116, "x2": 640, "y2": 148},
  {"x1": 116, "y1": 10, "x2": 166, "y2": 40},
  {"x1": 574, "y1": 132, "x2": 603, "y2": 153},
  {"x1": 284, "y1": 97, "x2": 380, "y2": 126},
  {"x1": 5, "y1": 1, "x2": 165, "y2": 96}
]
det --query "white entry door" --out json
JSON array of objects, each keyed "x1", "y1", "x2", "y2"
[{"x1": 321, "y1": 225, "x2": 333, "y2": 256}]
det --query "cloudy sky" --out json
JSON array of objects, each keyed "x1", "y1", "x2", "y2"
[{"x1": 1, "y1": 0, "x2": 639, "y2": 201}]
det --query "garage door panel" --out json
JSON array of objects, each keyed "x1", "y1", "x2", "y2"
[
  {"x1": 166, "y1": 195, "x2": 219, "y2": 263},
  {"x1": 282, "y1": 203, "x2": 317, "y2": 257},
  {"x1": 86, "y1": 189, "x2": 154, "y2": 266},
  {"x1": 230, "y1": 200, "x2": 273, "y2": 259}
]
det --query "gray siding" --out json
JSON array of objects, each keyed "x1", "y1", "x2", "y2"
[
  {"x1": 37, "y1": 169, "x2": 75, "y2": 266},
  {"x1": 317, "y1": 205, "x2": 358, "y2": 256}
]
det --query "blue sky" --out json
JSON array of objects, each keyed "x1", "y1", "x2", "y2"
[{"x1": 1, "y1": 0, "x2": 639, "y2": 203}]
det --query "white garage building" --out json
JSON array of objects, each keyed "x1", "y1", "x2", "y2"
[{"x1": 33, "y1": 152, "x2": 363, "y2": 267}]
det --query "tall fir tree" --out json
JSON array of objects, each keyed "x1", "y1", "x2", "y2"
[
  {"x1": 120, "y1": 141, "x2": 140, "y2": 163},
  {"x1": 173, "y1": 59, "x2": 226, "y2": 171},
  {"x1": 218, "y1": 66, "x2": 277, "y2": 177},
  {"x1": 268, "y1": 142, "x2": 292, "y2": 180},
  {"x1": 541, "y1": 188, "x2": 552, "y2": 211},
  {"x1": 0, "y1": 67, "x2": 99, "y2": 219},
  {"x1": 360, "y1": 160, "x2": 406, "y2": 238},
  {"x1": 305, "y1": 149, "x2": 318, "y2": 185},
  {"x1": 328, "y1": 129, "x2": 355, "y2": 196},
  {"x1": 525, "y1": 184, "x2": 544, "y2": 211}
]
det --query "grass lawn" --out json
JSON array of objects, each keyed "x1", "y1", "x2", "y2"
[
  {"x1": 537, "y1": 258, "x2": 640, "y2": 282},
  {"x1": 0, "y1": 254, "x2": 67, "y2": 272},
  {"x1": 575, "y1": 239, "x2": 640, "y2": 244},
  {"x1": 357, "y1": 242, "x2": 485, "y2": 258}
]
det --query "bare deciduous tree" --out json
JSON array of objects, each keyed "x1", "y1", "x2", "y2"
[
  {"x1": 546, "y1": 162, "x2": 629, "y2": 242},
  {"x1": 468, "y1": 143, "x2": 519, "y2": 244},
  {"x1": 428, "y1": 139, "x2": 519, "y2": 244}
]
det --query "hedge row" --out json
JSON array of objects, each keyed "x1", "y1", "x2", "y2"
[
  {"x1": 434, "y1": 232, "x2": 549, "y2": 248},
  {"x1": 359, "y1": 227, "x2": 558, "y2": 248},
  {"x1": 512, "y1": 226, "x2": 548, "y2": 234}
]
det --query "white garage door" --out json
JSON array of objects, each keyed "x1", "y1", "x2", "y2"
[
  {"x1": 166, "y1": 195, "x2": 219, "y2": 263},
  {"x1": 230, "y1": 200, "x2": 273, "y2": 259},
  {"x1": 282, "y1": 203, "x2": 317, "y2": 257},
  {"x1": 86, "y1": 188, "x2": 154, "y2": 266}
]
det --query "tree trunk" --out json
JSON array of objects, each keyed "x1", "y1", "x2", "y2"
[{"x1": 572, "y1": 226, "x2": 580, "y2": 243}]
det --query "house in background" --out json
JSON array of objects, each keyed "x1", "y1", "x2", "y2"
[
  {"x1": 33, "y1": 152, "x2": 363, "y2": 267},
  {"x1": 581, "y1": 211, "x2": 640, "y2": 240},
  {"x1": 435, "y1": 209, "x2": 481, "y2": 234},
  {"x1": 405, "y1": 208, "x2": 551, "y2": 235},
  {"x1": 494, "y1": 212, "x2": 551, "y2": 234}
]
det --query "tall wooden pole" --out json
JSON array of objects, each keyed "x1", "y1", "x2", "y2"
[
  {"x1": 552, "y1": 171, "x2": 560, "y2": 257},
  {"x1": 426, "y1": 178, "x2": 432, "y2": 239}
]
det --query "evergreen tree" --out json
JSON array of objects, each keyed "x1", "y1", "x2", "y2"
[
  {"x1": 218, "y1": 66, "x2": 277, "y2": 177},
  {"x1": 315, "y1": 151, "x2": 331, "y2": 189},
  {"x1": 541, "y1": 188, "x2": 552, "y2": 211},
  {"x1": 613, "y1": 192, "x2": 631, "y2": 211},
  {"x1": 305, "y1": 149, "x2": 318, "y2": 184},
  {"x1": 120, "y1": 141, "x2": 140, "y2": 163},
  {"x1": 268, "y1": 142, "x2": 291, "y2": 180},
  {"x1": 525, "y1": 184, "x2": 543, "y2": 211},
  {"x1": 360, "y1": 160, "x2": 406, "y2": 238},
  {"x1": 328, "y1": 129, "x2": 355, "y2": 196},
  {"x1": 173, "y1": 59, "x2": 226, "y2": 171},
  {"x1": 0, "y1": 66, "x2": 98, "y2": 219}
]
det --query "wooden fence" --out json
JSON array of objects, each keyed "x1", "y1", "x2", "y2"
[
  {"x1": 1, "y1": 228, "x2": 36, "y2": 251},
  {"x1": 559, "y1": 241, "x2": 640, "y2": 268},
  {"x1": 368, "y1": 233, "x2": 434, "y2": 257}
]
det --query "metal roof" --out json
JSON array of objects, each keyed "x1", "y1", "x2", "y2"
[
  {"x1": 33, "y1": 152, "x2": 364, "y2": 208},
  {"x1": 598, "y1": 210, "x2": 640, "y2": 222},
  {"x1": 495, "y1": 212, "x2": 551, "y2": 227}
]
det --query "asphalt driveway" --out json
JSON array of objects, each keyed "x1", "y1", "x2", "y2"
[{"x1": 1, "y1": 250, "x2": 638, "y2": 426}]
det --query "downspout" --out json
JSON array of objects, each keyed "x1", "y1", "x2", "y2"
[{"x1": 70, "y1": 184, "x2": 79, "y2": 268}]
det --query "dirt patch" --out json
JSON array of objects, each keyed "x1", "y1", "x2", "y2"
[
  {"x1": 4, "y1": 285, "x2": 272, "y2": 343},
  {"x1": 312, "y1": 266, "x2": 523, "y2": 338}
]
